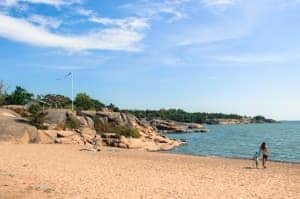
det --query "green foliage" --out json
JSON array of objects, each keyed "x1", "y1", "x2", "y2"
[
  {"x1": 0, "y1": 95, "x2": 5, "y2": 106},
  {"x1": 253, "y1": 115, "x2": 266, "y2": 120},
  {"x1": 252, "y1": 115, "x2": 275, "y2": 123},
  {"x1": 0, "y1": 81, "x2": 6, "y2": 106},
  {"x1": 115, "y1": 126, "x2": 140, "y2": 138},
  {"x1": 66, "y1": 116, "x2": 81, "y2": 129},
  {"x1": 6, "y1": 86, "x2": 33, "y2": 105},
  {"x1": 92, "y1": 99, "x2": 105, "y2": 110},
  {"x1": 96, "y1": 122, "x2": 140, "y2": 138},
  {"x1": 41, "y1": 94, "x2": 72, "y2": 108},
  {"x1": 124, "y1": 109, "x2": 244, "y2": 124},
  {"x1": 106, "y1": 103, "x2": 119, "y2": 112},
  {"x1": 74, "y1": 93, "x2": 105, "y2": 110},
  {"x1": 74, "y1": 93, "x2": 94, "y2": 110},
  {"x1": 28, "y1": 104, "x2": 46, "y2": 129}
]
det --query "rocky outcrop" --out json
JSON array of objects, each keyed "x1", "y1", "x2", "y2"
[
  {"x1": 251, "y1": 116, "x2": 277, "y2": 124},
  {"x1": 82, "y1": 110, "x2": 184, "y2": 151},
  {"x1": 1, "y1": 105, "x2": 30, "y2": 117},
  {"x1": 150, "y1": 119, "x2": 186, "y2": 132},
  {"x1": 0, "y1": 108, "x2": 38, "y2": 143},
  {"x1": 0, "y1": 107, "x2": 183, "y2": 151},
  {"x1": 77, "y1": 116, "x2": 94, "y2": 129},
  {"x1": 205, "y1": 117, "x2": 277, "y2": 125},
  {"x1": 44, "y1": 109, "x2": 75, "y2": 130},
  {"x1": 37, "y1": 128, "x2": 101, "y2": 147},
  {"x1": 100, "y1": 133, "x2": 182, "y2": 151},
  {"x1": 150, "y1": 119, "x2": 209, "y2": 133}
]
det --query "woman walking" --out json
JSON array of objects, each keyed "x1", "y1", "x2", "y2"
[{"x1": 259, "y1": 142, "x2": 269, "y2": 168}]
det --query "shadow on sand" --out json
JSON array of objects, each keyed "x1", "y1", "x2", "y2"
[{"x1": 243, "y1": 166, "x2": 258, "y2": 170}]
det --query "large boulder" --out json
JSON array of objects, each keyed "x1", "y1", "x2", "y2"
[
  {"x1": 76, "y1": 116, "x2": 94, "y2": 129},
  {"x1": 37, "y1": 130, "x2": 57, "y2": 144},
  {"x1": 44, "y1": 109, "x2": 74, "y2": 125},
  {"x1": 0, "y1": 108, "x2": 38, "y2": 143},
  {"x1": 150, "y1": 119, "x2": 186, "y2": 132}
]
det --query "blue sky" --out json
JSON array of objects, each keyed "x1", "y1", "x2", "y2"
[{"x1": 0, "y1": 0, "x2": 300, "y2": 120}]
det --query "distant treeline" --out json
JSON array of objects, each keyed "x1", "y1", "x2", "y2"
[
  {"x1": 0, "y1": 81, "x2": 119, "y2": 111},
  {"x1": 0, "y1": 81, "x2": 270, "y2": 124},
  {"x1": 123, "y1": 109, "x2": 244, "y2": 123}
]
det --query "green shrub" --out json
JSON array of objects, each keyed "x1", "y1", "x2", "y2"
[
  {"x1": 74, "y1": 93, "x2": 105, "y2": 110},
  {"x1": 28, "y1": 104, "x2": 46, "y2": 129},
  {"x1": 0, "y1": 95, "x2": 5, "y2": 106},
  {"x1": 114, "y1": 126, "x2": 141, "y2": 138},
  {"x1": 96, "y1": 121, "x2": 140, "y2": 138},
  {"x1": 6, "y1": 86, "x2": 33, "y2": 105},
  {"x1": 66, "y1": 116, "x2": 81, "y2": 129}
]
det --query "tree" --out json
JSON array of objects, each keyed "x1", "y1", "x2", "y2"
[
  {"x1": 6, "y1": 86, "x2": 33, "y2": 105},
  {"x1": 92, "y1": 99, "x2": 105, "y2": 110},
  {"x1": 107, "y1": 103, "x2": 119, "y2": 112},
  {"x1": 74, "y1": 93, "x2": 95, "y2": 110},
  {"x1": 0, "y1": 81, "x2": 7, "y2": 105},
  {"x1": 41, "y1": 94, "x2": 72, "y2": 108}
]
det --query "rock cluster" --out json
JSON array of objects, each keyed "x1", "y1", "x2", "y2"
[
  {"x1": 151, "y1": 119, "x2": 209, "y2": 133},
  {"x1": 81, "y1": 110, "x2": 183, "y2": 151},
  {"x1": 0, "y1": 107, "x2": 183, "y2": 151}
]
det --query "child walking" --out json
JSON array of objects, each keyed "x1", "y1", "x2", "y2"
[{"x1": 253, "y1": 152, "x2": 259, "y2": 169}]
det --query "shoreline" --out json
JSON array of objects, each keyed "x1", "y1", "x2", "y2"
[{"x1": 163, "y1": 150, "x2": 300, "y2": 165}]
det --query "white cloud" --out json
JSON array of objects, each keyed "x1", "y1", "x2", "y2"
[
  {"x1": 75, "y1": 7, "x2": 94, "y2": 16},
  {"x1": 0, "y1": 0, "x2": 82, "y2": 7},
  {"x1": 201, "y1": 0, "x2": 238, "y2": 8},
  {"x1": 74, "y1": 7, "x2": 149, "y2": 31},
  {"x1": 24, "y1": 0, "x2": 82, "y2": 6},
  {"x1": 123, "y1": 0, "x2": 190, "y2": 22},
  {"x1": 0, "y1": 13, "x2": 143, "y2": 51},
  {"x1": 90, "y1": 16, "x2": 149, "y2": 31},
  {"x1": 0, "y1": 0, "x2": 17, "y2": 7},
  {"x1": 28, "y1": 14, "x2": 61, "y2": 29}
]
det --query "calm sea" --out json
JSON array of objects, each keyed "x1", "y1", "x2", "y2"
[{"x1": 168, "y1": 121, "x2": 300, "y2": 163}]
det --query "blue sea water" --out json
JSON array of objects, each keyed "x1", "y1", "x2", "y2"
[{"x1": 168, "y1": 121, "x2": 300, "y2": 163}]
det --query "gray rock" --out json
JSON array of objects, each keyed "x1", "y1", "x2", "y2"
[
  {"x1": 0, "y1": 108, "x2": 38, "y2": 143},
  {"x1": 44, "y1": 109, "x2": 73, "y2": 125}
]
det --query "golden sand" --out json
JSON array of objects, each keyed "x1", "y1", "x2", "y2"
[{"x1": 0, "y1": 144, "x2": 299, "y2": 199}]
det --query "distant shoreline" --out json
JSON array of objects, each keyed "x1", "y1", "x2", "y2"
[{"x1": 163, "y1": 150, "x2": 300, "y2": 165}]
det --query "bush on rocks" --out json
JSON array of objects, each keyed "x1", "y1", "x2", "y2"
[
  {"x1": 66, "y1": 116, "x2": 81, "y2": 129},
  {"x1": 96, "y1": 122, "x2": 140, "y2": 138},
  {"x1": 28, "y1": 104, "x2": 46, "y2": 129}
]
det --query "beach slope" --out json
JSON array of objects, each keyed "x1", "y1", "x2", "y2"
[{"x1": 0, "y1": 144, "x2": 299, "y2": 199}]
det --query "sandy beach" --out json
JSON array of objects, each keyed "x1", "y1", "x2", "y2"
[{"x1": 0, "y1": 144, "x2": 299, "y2": 199}]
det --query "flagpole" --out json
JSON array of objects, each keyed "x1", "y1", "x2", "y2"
[{"x1": 71, "y1": 72, "x2": 74, "y2": 112}]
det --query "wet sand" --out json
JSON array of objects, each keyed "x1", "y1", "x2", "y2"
[{"x1": 0, "y1": 144, "x2": 299, "y2": 199}]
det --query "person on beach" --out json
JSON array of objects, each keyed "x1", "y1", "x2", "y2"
[
  {"x1": 253, "y1": 152, "x2": 259, "y2": 169},
  {"x1": 259, "y1": 142, "x2": 268, "y2": 168},
  {"x1": 92, "y1": 135, "x2": 101, "y2": 151}
]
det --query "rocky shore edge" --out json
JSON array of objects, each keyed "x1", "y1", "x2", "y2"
[{"x1": 0, "y1": 107, "x2": 184, "y2": 151}]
